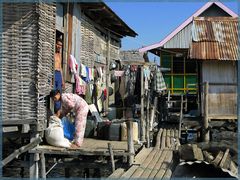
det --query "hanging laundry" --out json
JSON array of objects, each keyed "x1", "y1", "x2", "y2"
[
  {"x1": 114, "y1": 70, "x2": 124, "y2": 77},
  {"x1": 134, "y1": 66, "x2": 141, "y2": 103},
  {"x1": 154, "y1": 67, "x2": 167, "y2": 92},
  {"x1": 75, "y1": 74, "x2": 86, "y2": 95},
  {"x1": 89, "y1": 68, "x2": 93, "y2": 81},
  {"x1": 82, "y1": 66, "x2": 90, "y2": 83},
  {"x1": 97, "y1": 67, "x2": 103, "y2": 79},
  {"x1": 130, "y1": 65, "x2": 138, "y2": 72},
  {"x1": 80, "y1": 64, "x2": 87, "y2": 77},
  {"x1": 91, "y1": 68, "x2": 95, "y2": 81},
  {"x1": 69, "y1": 55, "x2": 78, "y2": 74},
  {"x1": 144, "y1": 66, "x2": 151, "y2": 90}
]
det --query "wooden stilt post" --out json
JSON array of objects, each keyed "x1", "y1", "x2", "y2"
[
  {"x1": 29, "y1": 133, "x2": 40, "y2": 179},
  {"x1": 146, "y1": 91, "x2": 150, "y2": 148},
  {"x1": 179, "y1": 95, "x2": 183, "y2": 138},
  {"x1": 108, "y1": 143, "x2": 115, "y2": 172},
  {"x1": 105, "y1": 30, "x2": 110, "y2": 114},
  {"x1": 127, "y1": 120, "x2": 134, "y2": 165},
  {"x1": 203, "y1": 81, "x2": 210, "y2": 142},
  {"x1": 40, "y1": 152, "x2": 46, "y2": 179},
  {"x1": 30, "y1": 153, "x2": 39, "y2": 179},
  {"x1": 140, "y1": 66, "x2": 145, "y2": 142}
]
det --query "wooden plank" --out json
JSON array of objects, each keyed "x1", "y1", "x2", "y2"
[
  {"x1": 170, "y1": 128, "x2": 175, "y2": 147},
  {"x1": 148, "y1": 150, "x2": 168, "y2": 178},
  {"x1": 203, "y1": 151, "x2": 214, "y2": 162},
  {"x1": 192, "y1": 144, "x2": 204, "y2": 161},
  {"x1": 141, "y1": 150, "x2": 163, "y2": 178},
  {"x1": 108, "y1": 168, "x2": 125, "y2": 178},
  {"x1": 229, "y1": 161, "x2": 238, "y2": 176},
  {"x1": 219, "y1": 148, "x2": 229, "y2": 168},
  {"x1": 154, "y1": 150, "x2": 173, "y2": 179},
  {"x1": 155, "y1": 128, "x2": 163, "y2": 149},
  {"x1": 208, "y1": 115, "x2": 237, "y2": 120},
  {"x1": 160, "y1": 129, "x2": 166, "y2": 149},
  {"x1": 133, "y1": 147, "x2": 153, "y2": 165},
  {"x1": 131, "y1": 149, "x2": 158, "y2": 178},
  {"x1": 162, "y1": 168, "x2": 172, "y2": 178},
  {"x1": 166, "y1": 129, "x2": 171, "y2": 148},
  {"x1": 212, "y1": 151, "x2": 224, "y2": 167},
  {"x1": 120, "y1": 165, "x2": 138, "y2": 178},
  {"x1": 108, "y1": 143, "x2": 115, "y2": 172}
]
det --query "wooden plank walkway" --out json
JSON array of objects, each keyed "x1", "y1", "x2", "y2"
[
  {"x1": 30, "y1": 138, "x2": 141, "y2": 156},
  {"x1": 108, "y1": 127, "x2": 180, "y2": 179}
]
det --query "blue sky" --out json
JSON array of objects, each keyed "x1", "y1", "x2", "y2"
[{"x1": 106, "y1": 1, "x2": 238, "y2": 61}]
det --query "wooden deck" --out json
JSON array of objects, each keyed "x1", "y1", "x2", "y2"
[
  {"x1": 30, "y1": 138, "x2": 141, "y2": 156},
  {"x1": 108, "y1": 127, "x2": 180, "y2": 179}
]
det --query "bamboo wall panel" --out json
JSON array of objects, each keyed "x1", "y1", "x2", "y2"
[{"x1": 1, "y1": 2, "x2": 56, "y2": 124}]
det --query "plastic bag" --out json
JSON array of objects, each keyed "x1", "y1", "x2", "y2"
[{"x1": 61, "y1": 117, "x2": 75, "y2": 141}]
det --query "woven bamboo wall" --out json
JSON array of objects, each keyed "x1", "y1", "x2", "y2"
[
  {"x1": 1, "y1": 3, "x2": 56, "y2": 126},
  {"x1": 81, "y1": 14, "x2": 121, "y2": 67},
  {"x1": 80, "y1": 17, "x2": 95, "y2": 67}
]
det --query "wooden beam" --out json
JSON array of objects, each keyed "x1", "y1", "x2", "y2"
[
  {"x1": 2, "y1": 137, "x2": 42, "y2": 167},
  {"x1": 29, "y1": 148, "x2": 133, "y2": 157},
  {"x1": 108, "y1": 143, "x2": 115, "y2": 172},
  {"x1": 2, "y1": 120, "x2": 37, "y2": 125}
]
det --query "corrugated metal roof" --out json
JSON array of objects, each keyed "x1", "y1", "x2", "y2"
[
  {"x1": 164, "y1": 22, "x2": 192, "y2": 49},
  {"x1": 189, "y1": 17, "x2": 238, "y2": 60},
  {"x1": 139, "y1": 1, "x2": 238, "y2": 53}
]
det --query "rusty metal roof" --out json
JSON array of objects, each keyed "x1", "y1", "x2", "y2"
[{"x1": 189, "y1": 17, "x2": 238, "y2": 61}]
